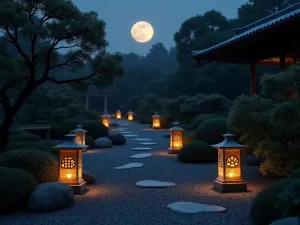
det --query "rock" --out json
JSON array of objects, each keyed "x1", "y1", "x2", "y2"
[
  {"x1": 123, "y1": 134, "x2": 139, "y2": 137},
  {"x1": 135, "y1": 180, "x2": 176, "y2": 188},
  {"x1": 270, "y1": 217, "x2": 300, "y2": 225},
  {"x1": 106, "y1": 134, "x2": 126, "y2": 145},
  {"x1": 114, "y1": 163, "x2": 143, "y2": 169},
  {"x1": 140, "y1": 142, "x2": 156, "y2": 146},
  {"x1": 246, "y1": 154, "x2": 264, "y2": 166},
  {"x1": 83, "y1": 170, "x2": 96, "y2": 184},
  {"x1": 27, "y1": 182, "x2": 74, "y2": 212},
  {"x1": 162, "y1": 133, "x2": 170, "y2": 138},
  {"x1": 119, "y1": 131, "x2": 132, "y2": 134},
  {"x1": 110, "y1": 122, "x2": 119, "y2": 127},
  {"x1": 95, "y1": 137, "x2": 112, "y2": 148},
  {"x1": 133, "y1": 138, "x2": 152, "y2": 141},
  {"x1": 131, "y1": 147, "x2": 152, "y2": 151},
  {"x1": 167, "y1": 202, "x2": 226, "y2": 213},
  {"x1": 130, "y1": 153, "x2": 153, "y2": 158}
]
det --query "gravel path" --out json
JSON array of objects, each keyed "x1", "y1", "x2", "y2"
[{"x1": 0, "y1": 121, "x2": 277, "y2": 225}]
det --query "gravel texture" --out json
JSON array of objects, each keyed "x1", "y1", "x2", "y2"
[{"x1": 0, "y1": 121, "x2": 277, "y2": 225}]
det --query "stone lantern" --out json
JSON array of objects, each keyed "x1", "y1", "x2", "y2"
[
  {"x1": 127, "y1": 110, "x2": 134, "y2": 121},
  {"x1": 151, "y1": 112, "x2": 161, "y2": 129},
  {"x1": 101, "y1": 111, "x2": 110, "y2": 128},
  {"x1": 212, "y1": 132, "x2": 247, "y2": 192},
  {"x1": 116, "y1": 109, "x2": 122, "y2": 119},
  {"x1": 53, "y1": 134, "x2": 86, "y2": 195},
  {"x1": 169, "y1": 122, "x2": 184, "y2": 154},
  {"x1": 72, "y1": 125, "x2": 88, "y2": 151}
]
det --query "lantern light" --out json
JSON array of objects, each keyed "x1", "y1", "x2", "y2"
[
  {"x1": 116, "y1": 109, "x2": 122, "y2": 119},
  {"x1": 72, "y1": 125, "x2": 88, "y2": 151},
  {"x1": 127, "y1": 110, "x2": 134, "y2": 121},
  {"x1": 151, "y1": 112, "x2": 161, "y2": 129},
  {"x1": 168, "y1": 122, "x2": 184, "y2": 154},
  {"x1": 53, "y1": 134, "x2": 87, "y2": 195},
  {"x1": 212, "y1": 132, "x2": 247, "y2": 192},
  {"x1": 101, "y1": 111, "x2": 111, "y2": 128}
]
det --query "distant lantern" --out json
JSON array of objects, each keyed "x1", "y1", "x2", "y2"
[
  {"x1": 151, "y1": 112, "x2": 161, "y2": 129},
  {"x1": 168, "y1": 122, "x2": 184, "y2": 154},
  {"x1": 212, "y1": 132, "x2": 247, "y2": 192},
  {"x1": 53, "y1": 134, "x2": 86, "y2": 195},
  {"x1": 101, "y1": 111, "x2": 111, "y2": 128},
  {"x1": 72, "y1": 125, "x2": 88, "y2": 151},
  {"x1": 128, "y1": 110, "x2": 134, "y2": 121},
  {"x1": 116, "y1": 109, "x2": 122, "y2": 119}
]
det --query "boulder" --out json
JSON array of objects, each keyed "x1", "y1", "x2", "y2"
[
  {"x1": 106, "y1": 134, "x2": 126, "y2": 145},
  {"x1": 27, "y1": 182, "x2": 74, "y2": 212},
  {"x1": 83, "y1": 170, "x2": 96, "y2": 184},
  {"x1": 270, "y1": 217, "x2": 300, "y2": 225},
  {"x1": 95, "y1": 137, "x2": 112, "y2": 148},
  {"x1": 246, "y1": 154, "x2": 264, "y2": 166}
]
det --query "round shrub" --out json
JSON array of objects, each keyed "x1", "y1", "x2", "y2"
[
  {"x1": 72, "y1": 115, "x2": 90, "y2": 120},
  {"x1": 0, "y1": 150, "x2": 58, "y2": 183},
  {"x1": 86, "y1": 136, "x2": 96, "y2": 149},
  {"x1": 9, "y1": 141, "x2": 51, "y2": 152},
  {"x1": 82, "y1": 109, "x2": 101, "y2": 120},
  {"x1": 10, "y1": 133, "x2": 42, "y2": 143},
  {"x1": 193, "y1": 118, "x2": 228, "y2": 144},
  {"x1": 0, "y1": 167, "x2": 37, "y2": 213},
  {"x1": 10, "y1": 128, "x2": 28, "y2": 136},
  {"x1": 251, "y1": 178, "x2": 300, "y2": 225},
  {"x1": 160, "y1": 115, "x2": 173, "y2": 129},
  {"x1": 191, "y1": 113, "x2": 222, "y2": 130},
  {"x1": 177, "y1": 141, "x2": 217, "y2": 163}
]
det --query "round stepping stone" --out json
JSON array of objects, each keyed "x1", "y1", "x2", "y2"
[
  {"x1": 131, "y1": 147, "x2": 152, "y2": 151},
  {"x1": 133, "y1": 138, "x2": 152, "y2": 141},
  {"x1": 123, "y1": 134, "x2": 139, "y2": 137},
  {"x1": 120, "y1": 123, "x2": 129, "y2": 126},
  {"x1": 135, "y1": 180, "x2": 176, "y2": 188},
  {"x1": 167, "y1": 202, "x2": 227, "y2": 214},
  {"x1": 119, "y1": 131, "x2": 132, "y2": 134},
  {"x1": 114, "y1": 163, "x2": 143, "y2": 170},
  {"x1": 140, "y1": 142, "x2": 156, "y2": 146},
  {"x1": 130, "y1": 153, "x2": 153, "y2": 158}
]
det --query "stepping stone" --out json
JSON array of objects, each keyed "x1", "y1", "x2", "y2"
[
  {"x1": 130, "y1": 153, "x2": 153, "y2": 158},
  {"x1": 140, "y1": 142, "x2": 156, "y2": 146},
  {"x1": 123, "y1": 134, "x2": 139, "y2": 137},
  {"x1": 133, "y1": 138, "x2": 152, "y2": 141},
  {"x1": 167, "y1": 202, "x2": 227, "y2": 214},
  {"x1": 131, "y1": 147, "x2": 152, "y2": 151},
  {"x1": 114, "y1": 163, "x2": 143, "y2": 170},
  {"x1": 120, "y1": 124, "x2": 129, "y2": 126},
  {"x1": 119, "y1": 131, "x2": 132, "y2": 134},
  {"x1": 135, "y1": 180, "x2": 176, "y2": 188}
]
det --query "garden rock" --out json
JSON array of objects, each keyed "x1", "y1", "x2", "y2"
[
  {"x1": 270, "y1": 217, "x2": 300, "y2": 225},
  {"x1": 95, "y1": 137, "x2": 112, "y2": 148},
  {"x1": 106, "y1": 134, "x2": 126, "y2": 145},
  {"x1": 27, "y1": 182, "x2": 74, "y2": 212},
  {"x1": 83, "y1": 170, "x2": 96, "y2": 184}
]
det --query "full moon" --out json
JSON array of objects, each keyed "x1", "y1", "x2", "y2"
[{"x1": 131, "y1": 21, "x2": 154, "y2": 43}]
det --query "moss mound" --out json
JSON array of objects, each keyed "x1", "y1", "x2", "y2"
[
  {"x1": 10, "y1": 133, "x2": 42, "y2": 142},
  {"x1": 191, "y1": 113, "x2": 222, "y2": 130}
]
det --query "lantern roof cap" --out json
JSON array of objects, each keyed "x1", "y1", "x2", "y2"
[
  {"x1": 101, "y1": 111, "x2": 111, "y2": 117},
  {"x1": 72, "y1": 124, "x2": 87, "y2": 132},
  {"x1": 152, "y1": 112, "x2": 161, "y2": 117},
  {"x1": 169, "y1": 122, "x2": 184, "y2": 131},
  {"x1": 211, "y1": 132, "x2": 247, "y2": 149},
  {"x1": 53, "y1": 134, "x2": 86, "y2": 149}
]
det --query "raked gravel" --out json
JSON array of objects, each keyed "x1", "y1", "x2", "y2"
[{"x1": 0, "y1": 121, "x2": 277, "y2": 225}]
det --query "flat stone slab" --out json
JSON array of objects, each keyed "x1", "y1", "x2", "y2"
[
  {"x1": 119, "y1": 131, "x2": 133, "y2": 134},
  {"x1": 123, "y1": 134, "x2": 139, "y2": 137},
  {"x1": 167, "y1": 202, "x2": 226, "y2": 214},
  {"x1": 120, "y1": 124, "x2": 129, "y2": 126},
  {"x1": 135, "y1": 180, "x2": 176, "y2": 188},
  {"x1": 140, "y1": 142, "x2": 156, "y2": 146},
  {"x1": 130, "y1": 153, "x2": 154, "y2": 158},
  {"x1": 133, "y1": 138, "x2": 152, "y2": 141},
  {"x1": 131, "y1": 147, "x2": 152, "y2": 151},
  {"x1": 114, "y1": 163, "x2": 143, "y2": 169}
]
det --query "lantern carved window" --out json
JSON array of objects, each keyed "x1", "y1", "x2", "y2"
[
  {"x1": 61, "y1": 157, "x2": 76, "y2": 169},
  {"x1": 226, "y1": 156, "x2": 239, "y2": 167}
]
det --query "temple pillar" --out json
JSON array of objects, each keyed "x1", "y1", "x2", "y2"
[{"x1": 250, "y1": 62, "x2": 257, "y2": 96}]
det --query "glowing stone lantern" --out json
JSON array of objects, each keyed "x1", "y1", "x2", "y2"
[
  {"x1": 212, "y1": 132, "x2": 247, "y2": 192},
  {"x1": 127, "y1": 110, "x2": 134, "y2": 121},
  {"x1": 151, "y1": 112, "x2": 161, "y2": 129},
  {"x1": 169, "y1": 122, "x2": 184, "y2": 154},
  {"x1": 116, "y1": 109, "x2": 122, "y2": 119},
  {"x1": 72, "y1": 125, "x2": 88, "y2": 151},
  {"x1": 101, "y1": 111, "x2": 110, "y2": 128},
  {"x1": 53, "y1": 134, "x2": 86, "y2": 195}
]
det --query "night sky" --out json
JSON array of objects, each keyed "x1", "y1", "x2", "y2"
[{"x1": 71, "y1": 0, "x2": 248, "y2": 55}]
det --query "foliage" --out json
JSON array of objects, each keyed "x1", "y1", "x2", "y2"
[
  {"x1": 228, "y1": 66, "x2": 300, "y2": 177},
  {"x1": 10, "y1": 133, "x2": 42, "y2": 143},
  {"x1": 0, "y1": 150, "x2": 58, "y2": 183},
  {"x1": 177, "y1": 141, "x2": 217, "y2": 163},
  {"x1": 251, "y1": 178, "x2": 300, "y2": 225},
  {"x1": 86, "y1": 136, "x2": 96, "y2": 149},
  {"x1": 191, "y1": 113, "x2": 223, "y2": 130},
  {"x1": 0, "y1": 167, "x2": 37, "y2": 213},
  {"x1": 82, "y1": 109, "x2": 101, "y2": 120},
  {"x1": 193, "y1": 118, "x2": 228, "y2": 144},
  {"x1": 9, "y1": 141, "x2": 52, "y2": 153}
]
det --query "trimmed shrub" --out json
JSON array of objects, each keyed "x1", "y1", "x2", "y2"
[
  {"x1": 86, "y1": 136, "x2": 96, "y2": 149},
  {"x1": 193, "y1": 118, "x2": 228, "y2": 144},
  {"x1": 191, "y1": 113, "x2": 222, "y2": 130},
  {"x1": 9, "y1": 141, "x2": 51, "y2": 152},
  {"x1": 0, "y1": 150, "x2": 58, "y2": 183},
  {"x1": 251, "y1": 178, "x2": 300, "y2": 225},
  {"x1": 10, "y1": 133, "x2": 42, "y2": 143},
  {"x1": 72, "y1": 115, "x2": 90, "y2": 120},
  {"x1": 10, "y1": 128, "x2": 28, "y2": 136},
  {"x1": 177, "y1": 141, "x2": 217, "y2": 163},
  {"x1": 82, "y1": 109, "x2": 101, "y2": 120},
  {"x1": 0, "y1": 167, "x2": 37, "y2": 213},
  {"x1": 181, "y1": 124, "x2": 194, "y2": 131}
]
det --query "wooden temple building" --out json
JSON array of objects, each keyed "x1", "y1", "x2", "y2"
[
  {"x1": 83, "y1": 85, "x2": 113, "y2": 112},
  {"x1": 190, "y1": 3, "x2": 300, "y2": 95}
]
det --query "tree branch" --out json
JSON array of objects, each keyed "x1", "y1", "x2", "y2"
[{"x1": 47, "y1": 71, "x2": 97, "y2": 85}]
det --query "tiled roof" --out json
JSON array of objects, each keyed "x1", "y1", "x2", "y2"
[
  {"x1": 83, "y1": 85, "x2": 113, "y2": 96},
  {"x1": 190, "y1": 2, "x2": 300, "y2": 57}
]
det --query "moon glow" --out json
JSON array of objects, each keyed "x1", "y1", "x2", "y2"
[{"x1": 131, "y1": 21, "x2": 154, "y2": 43}]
